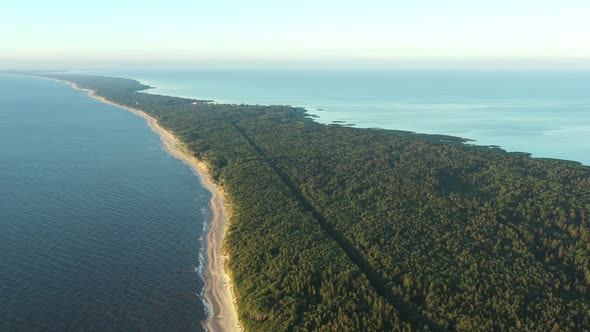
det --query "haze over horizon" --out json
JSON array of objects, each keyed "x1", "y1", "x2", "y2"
[{"x1": 2, "y1": 0, "x2": 590, "y2": 69}]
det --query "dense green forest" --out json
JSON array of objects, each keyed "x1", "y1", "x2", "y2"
[{"x1": 42, "y1": 74, "x2": 590, "y2": 331}]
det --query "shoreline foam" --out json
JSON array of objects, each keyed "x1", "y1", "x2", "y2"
[{"x1": 46, "y1": 77, "x2": 242, "y2": 332}]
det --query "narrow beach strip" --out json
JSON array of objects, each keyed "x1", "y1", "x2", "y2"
[{"x1": 49, "y1": 77, "x2": 242, "y2": 332}]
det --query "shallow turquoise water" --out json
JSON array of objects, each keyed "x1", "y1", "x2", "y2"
[
  {"x1": 0, "y1": 75, "x2": 209, "y2": 331},
  {"x1": 94, "y1": 69, "x2": 590, "y2": 165}
]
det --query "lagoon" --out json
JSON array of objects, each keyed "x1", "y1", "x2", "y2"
[{"x1": 94, "y1": 69, "x2": 590, "y2": 165}]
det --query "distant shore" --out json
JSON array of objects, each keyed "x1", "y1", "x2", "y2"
[{"x1": 47, "y1": 77, "x2": 242, "y2": 332}]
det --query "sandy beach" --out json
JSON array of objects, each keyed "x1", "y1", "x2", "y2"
[{"x1": 53, "y1": 78, "x2": 242, "y2": 332}]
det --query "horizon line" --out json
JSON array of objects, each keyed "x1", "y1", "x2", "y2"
[{"x1": 2, "y1": 56, "x2": 590, "y2": 71}]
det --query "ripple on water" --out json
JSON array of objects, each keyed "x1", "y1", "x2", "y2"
[{"x1": 0, "y1": 75, "x2": 210, "y2": 331}]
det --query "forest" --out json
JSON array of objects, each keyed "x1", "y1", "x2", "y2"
[{"x1": 43, "y1": 74, "x2": 590, "y2": 331}]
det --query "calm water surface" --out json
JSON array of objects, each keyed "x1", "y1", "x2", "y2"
[
  {"x1": 93, "y1": 69, "x2": 590, "y2": 165},
  {"x1": 0, "y1": 75, "x2": 209, "y2": 331}
]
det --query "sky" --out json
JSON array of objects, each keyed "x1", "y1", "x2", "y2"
[{"x1": 1, "y1": 0, "x2": 590, "y2": 69}]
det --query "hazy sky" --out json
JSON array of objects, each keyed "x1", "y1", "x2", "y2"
[{"x1": 2, "y1": 0, "x2": 590, "y2": 68}]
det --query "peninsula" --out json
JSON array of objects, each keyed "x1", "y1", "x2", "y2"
[{"x1": 34, "y1": 73, "x2": 590, "y2": 331}]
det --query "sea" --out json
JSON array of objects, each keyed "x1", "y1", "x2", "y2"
[
  {"x1": 92, "y1": 69, "x2": 590, "y2": 165},
  {"x1": 0, "y1": 75, "x2": 210, "y2": 331}
]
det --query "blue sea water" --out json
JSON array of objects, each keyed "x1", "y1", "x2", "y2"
[
  {"x1": 0, "y1": 75, "x2": 209, "y2": 331},
  {"x1": 93, "y1": 69, "x2": 590, "y2": 165}
]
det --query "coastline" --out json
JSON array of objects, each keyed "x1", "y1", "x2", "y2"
[
  {"x1": 51, "y1": 78, "x2": 242, "y2": 332},
  {"x1": 3, "y1": 72, "x2": 589, "y2": 331}
]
